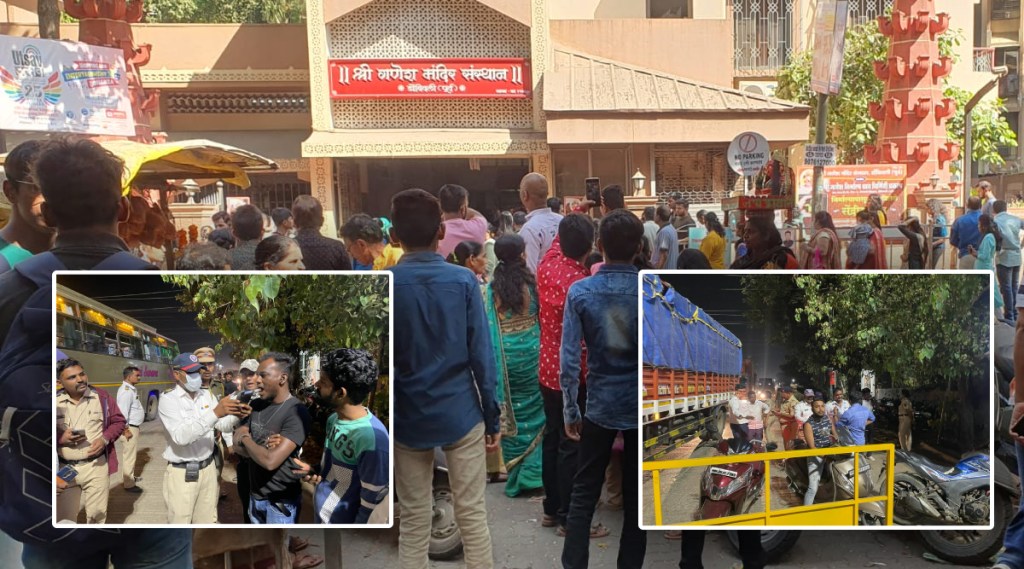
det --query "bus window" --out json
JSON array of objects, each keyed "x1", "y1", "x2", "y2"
[
  {"x1": 120, "y1": 336, "x2": 143, "y2": 360},
  {"x1": 57, "y1": 314, "x2": 83, "y2": 351}
]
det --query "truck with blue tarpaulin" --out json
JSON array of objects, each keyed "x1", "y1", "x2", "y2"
[{"x1": 642, "y1": 274, "x2": 743, "y2": 459}]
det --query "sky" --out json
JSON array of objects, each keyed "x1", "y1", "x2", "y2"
[
  {"x1": 56, "y1": 274, "x2": 238, "y2": 369},
  {"x1": 658, "y1": 273, "x2": 787, "y2": 381}
]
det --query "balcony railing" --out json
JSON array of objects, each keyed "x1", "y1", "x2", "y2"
[{"x1": 975, "y1": 47, "x2": 996, "y2": 73}]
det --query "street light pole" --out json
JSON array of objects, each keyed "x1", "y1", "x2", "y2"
[{"x1": 962, "y1": 65, "x2": 1008, "y2": 205}]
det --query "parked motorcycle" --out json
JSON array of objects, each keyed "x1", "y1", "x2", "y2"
[
  {"x1": 896, "y1": 450, "x2": 1018, "y2": 564},
  {"x1": 698, "y1": 438, "x2": 776, "y2": 520},
  {"x1": 782, "y1": 425, "x2": 887, "y2": 525}
]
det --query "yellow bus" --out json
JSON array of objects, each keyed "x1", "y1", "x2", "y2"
[{"x1": 56, "y1": 284, "x2": 179, "y2": 420}]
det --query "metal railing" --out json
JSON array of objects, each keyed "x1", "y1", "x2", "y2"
[
  {"x1": 975, "y1": 48, "x2": 996, "y2": 73},
  {"x1": 644, "y1": 443, "x2": 896, "y2": 527}
]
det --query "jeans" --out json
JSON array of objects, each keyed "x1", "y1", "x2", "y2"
[
  {"x1": 730, "y1": 423, "x2": 749, "y2": 447},
  {"x1": 998, "y1": 265, "x2": 1020, "y2": 321},
  {"x1": 562, "y1": 419, "x2": 645, "y2": 569},
  {"x1": 930, "y1": 245, "x2": 945, "y2": 270},
  {"x1": 395, "y1": 422, "x2": 493, "y2": 569},
  {"x1": 541, "y1": 384, "x2": 586, "y2": 527},
  {"x1": 679, "y1": 530, "x2": 764, "y2": 569},
  {"x1": 995, "y1": 442, "x2": 1024, "y2": 568},
  {"x1": 805, "y1": 456, "x2": 825, "y2": 506},
  {"x1": 249, "y1": 494, "x2": 302, "y2": 524},
  {"x1": 23, "y1": 529, "x2": 192, "y2": 569}
]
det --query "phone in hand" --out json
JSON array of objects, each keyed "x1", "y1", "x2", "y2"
[
  {"x1": 585, "y1": 177, "x2": 601, "y2": 208},
  {"x1": 235, "y1": 390, "x2": 255, "y2": 404},
  {"x1": 71, "y1": 429, "x2": 85, "y2": 437},
  {"x1": 56, "y1": 464, "x2": 78, "y2": 483},
  {"x1": 1012, "y1": 413, "x2": 1024, "y2": 438}
]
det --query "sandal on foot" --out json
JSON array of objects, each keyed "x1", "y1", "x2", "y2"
[
  {"x1": 487, "y1": 472, "x2": 508, "y2": 484},
  {"x1": 292, "y1": 554, "x2": 323, "y2": 569},
  {"x1": 288, "y1": 536, "x2": 311, "y2": 553},
  {"x1": 556, "y1": 524, "x2": 610, "y2": 539}
]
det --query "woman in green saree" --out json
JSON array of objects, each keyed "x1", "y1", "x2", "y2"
[{"x1": 484, "y1": 233, "x2": 545, "y2": 497}]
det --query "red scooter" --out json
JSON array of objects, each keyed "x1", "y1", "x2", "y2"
[{"x1": 698, "y1": 438, "x2": 776, "y2": 520}]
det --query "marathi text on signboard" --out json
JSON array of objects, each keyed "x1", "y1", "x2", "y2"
[
  {"x1": 0, "y1": 36, "x2": 135, "y2": 136},
  {"x1": 727, "y1": 131, "x2": 771, "y2": 177},
  {"x1": 804, "y1": 144, "x2": 837, "y2": 167},
  {"x1": 328, "y1": 59, "x2": 531, "y2": 99},
  {"x1": 811, "y1": 0, "x2": 849, "y2": 95},
  {"x1": 823, "y1": 164, "x2": 907, "y2": 226}
]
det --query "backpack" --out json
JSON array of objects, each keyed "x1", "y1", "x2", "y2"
[
  {"x1": 848, "y1": 236, "x2": 871, "y2": 266},
  {"x1": 0, "y1": 251, "x2": 152, "y2": 546}
]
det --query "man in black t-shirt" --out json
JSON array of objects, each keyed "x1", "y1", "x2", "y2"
[{"x1": 233, "y1": 352, "x2": 311, "y2": 524}]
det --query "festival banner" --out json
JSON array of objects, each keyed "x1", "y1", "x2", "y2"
[
  {"x1": 822, "y1": 164, "x2": 907, "y2": 227},
  {"x1": 0, "y1": 36, "x2": 135, "y2": 136},
  {"x1": 328, "y1": 58, "x2": 531, "y2": 99}
]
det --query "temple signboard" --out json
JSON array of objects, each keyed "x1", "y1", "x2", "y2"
[{"x1": 328, "y1": 59, "x2": 531, "y2": 99}]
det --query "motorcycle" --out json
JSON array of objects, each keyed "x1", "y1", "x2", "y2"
[
  {"x1": 698, "y1": 438, "x2": 777, "y2": 520},
  {"x1": 896, "y1": 450, "x2": 1018, "y2": 564},
  {"x1": 782, "y1": 425, "x2": 887, "y2": 525}
]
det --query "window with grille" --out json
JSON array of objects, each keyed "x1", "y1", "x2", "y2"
[
  {"x1": 178, "y1": 174, "x2": 310, "y2": 213},
  {"x1": 733, "y1": 0, "x2": 795, "y2": 73},
  {"x1": 993, "y1": 0, "x2": 1021, "y2": 21},
  {"x1": 847, "y1": 0, "x2": 893, "y2": 26},
  {"x1": 654, "y1": 147, "x2": 740, "y2": 205}
]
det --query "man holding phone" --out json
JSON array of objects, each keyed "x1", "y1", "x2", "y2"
[{"x1": 56, "y1": 358, "x2": 126, "y2": 524}]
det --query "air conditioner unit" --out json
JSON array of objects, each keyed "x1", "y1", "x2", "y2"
[{"x1": 738, "y1": 81, "x2": 779, "y2": 98}]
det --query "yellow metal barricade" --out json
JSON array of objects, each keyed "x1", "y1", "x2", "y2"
[{"x1": 644, "y1": 443, "x2": 896, "y2": 526}]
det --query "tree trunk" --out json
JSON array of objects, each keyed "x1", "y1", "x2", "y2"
[{"x1": 37, "y1": 0, "x2": 61, "y2": 40}]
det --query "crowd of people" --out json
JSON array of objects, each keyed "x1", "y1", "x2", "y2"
[
  {"x1": 0, "y1": 134, "x2": 1014, "y2": 569},
  {"x1": 53, "y1": 345, "x2": 389, "y2": 529}
]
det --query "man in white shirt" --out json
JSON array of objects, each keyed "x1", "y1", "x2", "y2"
[
  {"x1": 825, "y1": 388, "x2": 851, "y2": 428},
  {"x1": 794, "y1": 389, "x2": 815, "y2": 437},
  {"x1": 518, "y1": 172, "x2": 562, "y2": 273},
  {"x1": 727, "y1": 384, "x2": 753, "y2": 446},
  {"x1": 159, "y1": 353, "x2": 246, "y2": 523},
  {"x1": 116, "y1": 365, "x2": 146, "y2": 492}
]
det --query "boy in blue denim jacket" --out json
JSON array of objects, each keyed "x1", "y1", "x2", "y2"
[{"x1": 560, "y1": 209, "x2": 646, "y2": 569}]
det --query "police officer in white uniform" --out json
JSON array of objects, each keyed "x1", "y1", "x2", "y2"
[
  {"x1": 158, "y1": 353, "x2": 247, "y2": 523},
  {"x1": 116, "y1": 365, "x2": 146, "y2": 492}
]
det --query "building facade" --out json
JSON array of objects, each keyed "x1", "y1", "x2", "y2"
[{"x1": 1, "y1": 0, "x2": 987, "y2": 231}]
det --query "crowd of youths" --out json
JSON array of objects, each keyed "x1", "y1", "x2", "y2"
[{"x1": 53, "y1": 343, "x2": 389, "y2": 529}]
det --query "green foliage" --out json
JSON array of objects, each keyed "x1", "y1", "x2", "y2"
[
  {"x1": 137, "y1": 0, "x2": 306, "y2": 23},
  {"x1": 162, "y1": 274, "x2": 388, "y2": 360},
  {"x1": 776, "y1": 23, "x2": 1016, "y2": 167},
  {"x1": 743, "y1": 274, "x2": 990, "y2": 390}
]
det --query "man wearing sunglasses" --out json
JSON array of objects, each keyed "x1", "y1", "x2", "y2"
[{"x1": 1, "y1": 140, "x2": 55, "y2": 271}]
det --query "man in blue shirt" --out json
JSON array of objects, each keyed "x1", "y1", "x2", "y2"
[
  {"x1": 560, "y1": 209, "x2": 647, "y2": 569},
  {"x1": 389, "y1": 188, "x2": 500, "y2": 568},
  {"x1": 950, "y1": 196, "x2": 983, "y2": 270},
  {"x1": 994, "y1": 200, "x2": 1022, "y2": 321},
  {"x1": 837, "y1": 390, "x2": 876, "y2": 446}
]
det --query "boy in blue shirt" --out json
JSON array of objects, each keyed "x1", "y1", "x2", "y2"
[
  {"x1": 560, "y1": 209, "x2": 647, "y2": 569},
  {"x1": 837, "y1": 390, "x2": 876, "y2": 446},
  {"x1": 388, "y1": 188, "x2": 501, "y2": 568},
  {"x1": 290, "y1": 348, "x2": 389, "y2": 524}
]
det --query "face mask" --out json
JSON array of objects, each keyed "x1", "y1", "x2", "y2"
[{"x1": 183, "y1": 372, "x2": 202, "y2": 393}]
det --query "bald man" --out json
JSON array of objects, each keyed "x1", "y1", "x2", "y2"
[{"x1": 518, "y1": 172, "x2": 563, "y2": 273}]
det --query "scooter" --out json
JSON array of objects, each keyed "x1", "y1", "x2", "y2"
[
  {"x1": 698, "y1": 438, "x2": 777, "y2": 520},
  {"x1": 782, "y1": 425, "x2": 887, "y2": 525}
]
